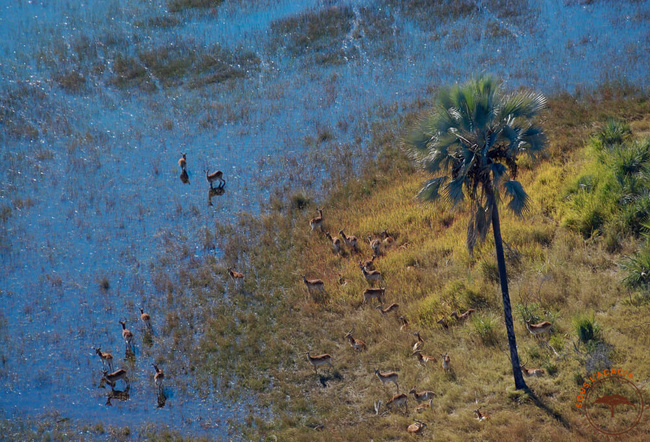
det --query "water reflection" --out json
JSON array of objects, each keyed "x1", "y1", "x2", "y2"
[
  {"x1": 105, "y1": 385, "x2": 130, "y2": 406},
  {"x1": 180, "y1": 168, "x2": 190, "y2": 184},
  {"x1": 208, "y1": 182, "x2": 226, "y2": 206},
  {"x1": 157, "y1": 389, "x2": 167, "y2": 408}
]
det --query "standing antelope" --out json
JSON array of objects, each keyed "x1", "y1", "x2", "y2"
[
  {"x1": 306, "y1": 351, "x2": 333, "y2": 374},
  {"x1": 412, "y1": 350, "x2": 436, "y2": 366},
  {"x1": 409, "y1": 387, "x2": 435, "y2": 403},
  {"x1": 375, "y1": 369, "x2": 399, "y2": 392},
  {"x1": 100, "y1": 368, "x2": 129, "y2": 389},
  {"x1": 324, "y1": 231, "x2": 342, "y2": 255},
  {"x1": 94, "y1": 347, "x2": 114, "y2": 372},
  {"x1": 309, "y1": 208, "x2": 324, "y2": 232},
  {"x1": 363, "y1": 287, "x2": 385, "y2": 304},
  {"x1": 359, "y1": 262, "x2": 383, "y2": 286},
  {"x1": 119, "y1": 320, "x2": 134, "y2": 350},
  {"x1": 368, "y1": 236, "x2": 382, "y2": 256},
  {"x1": 338, "y1": 230, "x2": 358, "y2": 252},
  {"x1": 385, "y1": 392, "x2": 408, "y2": 414},
  {"x1": 344, "y1": 331, "x2": 367, "y2": 351},
  {"x1": 178, "y1": 152, "x2": 187, "y2": 170},
  {"x1": 228, "y1": 267, "x2": 245, "y2": 287},
  {"x1": 361, "y1": 255, "x2": 377, "y2": 270},
  {"x1": 451, "y1": 309, "x2": 476, "y2": 322},
  {"x1": 407, "y1": 421, "x2": 427, "y2": 434},
  {"x1": 152, "y1": 363, "x2": 165, "y2": 392},
  {"x1": 302, "y1": 275, "x2": 325, "y2": 297},
  {"x1": 412, "y1": 332, "x2": 424, "y2": 352},
  {"x1": 140, "y1": 307, "x2": 152, "y2": 331},
  {"x1": 205, "y1": 169, "x2": 225, "y2": 188},
  {"x1": 525, "y1": 319, "x2": 552, "y2": 338},
  {"x1": 376, "y1": 303, "x2": 399, "y2": 315},
  {"x1": 441, "y1": 353, "x2": 451, "y2": 372}
]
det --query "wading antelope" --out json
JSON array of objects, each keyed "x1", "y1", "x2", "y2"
[
  {"x1": 398, "y1": 315, "x2": 409, "y2": 331},
  {"x1": 474, "y1": 408, "x2": 489, "y2": 421},
  {"x1": 451, "y1": 308, "x2": 476, "y2": 322},
  {"x1": 152, "y1": 363, "x2": 164, "y2": 391},
  {"x1": 525, "y1": 319, "x2": 552, "y2": 338},
  {"x1": 407, "y1": 421, "x2": 427, "y2": 434},
  {"x1": 344, "y1": 331, "x2": 367, "y2": 351},
  {"x1": 228, "y1": 267, "x2": 244, "y2": 285},
  {"x1": 385, "y1": 392, "x2": 408, "y2": 414},
  {"x1": 302, "y1": 275, "x2": 325, "y2": 297},
  {"x1": 412, "y1": 350, "x2": 436, "y2": 366},
  {"x1": 305, "y1": 351, "x2": 333, "y2": 374},
  {"x1": 376, "y1": 303, "x2": 399, "y2": 314},
  {"x1": 415, "y1": 399, "x2": 433, "y2": 413},
  {"x1": 205, "y1": 169, "x2": 225, "y2": 188},
  {"x1": 140, "y1": 307, "x2": 152, "y2": 331},
  {"x1": 363, "y1": 287, "x2": 385, "y2": 304},
  {"x1": 368, "y1": 236, "x2": 382, "y2": 256},
  {"x1": 309, "y1": 208, "x2": 324, "y2": 232},
  {"x1": 361, "y1": 255, "x2": 376, "y2": 270},
  {"x1": 324, "y1": 231, "x2": 342, "y2": 255},
  {"x1": 119, "y1": 320, "x2": 134, "y2": 350},
  {"x1": 178, "y1": 152, "x2": 187, "y2": 170},
  {"x1": 338, "y1": 230, "x2": 358, "y2": 252},
  {"x1": 409, "y1": 387, "x2": 435, "y2": 403},
  {"x1": 101, "y1": 368, "x2": 129, "y2": 389},
  {"x1": 375, "y1": 369, "x2": 399, "y2": 392},
  {"x1": 359, "y1": 262, "x2": 383, "y2": 286},
  {"x1": 94, "y1": 347, "x2": 114, "y2": 372},
  {"x1": 180, "y1": 168, "x2": 190, "y2": 184},
  {"x1": 441, "y1": 353, "x2": 451, "y2": 372},
  {"x1": 412, "y1": 332, "x2": 424, "y2": 352}
]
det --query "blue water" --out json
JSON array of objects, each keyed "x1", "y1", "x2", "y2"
[{"x1": 1, "y1": 0, "x2": 648, "y2": 437}]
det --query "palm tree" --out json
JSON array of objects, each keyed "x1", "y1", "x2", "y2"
[{"x1": 408, "y1": 75, "x2": 547, "y2": 390}]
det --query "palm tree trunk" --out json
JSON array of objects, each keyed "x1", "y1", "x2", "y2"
[{"x1": 491, "y1": 199, "x2": 528, "y2": 390}]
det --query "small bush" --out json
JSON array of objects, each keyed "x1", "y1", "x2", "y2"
[
  {"x1": 472, "y1": 313, "x2": 499, "y2": 346},
  {"x1": 572, "y1": 312, "x2": 601, "y2": 344}
]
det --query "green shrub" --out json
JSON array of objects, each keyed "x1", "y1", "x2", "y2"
[{"x1": 572, "y1": 312, "x2": 601, "y2": 344}]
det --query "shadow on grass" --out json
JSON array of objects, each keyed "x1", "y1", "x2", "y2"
[
  {"x1": 319, "y1": 370, "x2": 343, "y2": 388},
  {"x1": 525, "y1": 387, "x2": 571, "y2": 430}
]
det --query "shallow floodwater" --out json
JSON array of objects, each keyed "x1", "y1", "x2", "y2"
[{"x1": 1, "y1": 0, "x2": 648, "y2": 437}]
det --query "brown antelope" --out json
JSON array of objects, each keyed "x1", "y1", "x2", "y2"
[
  {"x1": 324, "y1": 231, "x2": 342, "y2": 255},
  {"x1": 368, "y1": 235, "x2": 381, "y2": 256},
  {"x1": 309, "y1": 208, "x2": 324, "y2": 232},
  {"x1": 178, "y1": 152, "x2": 187, "y2": 170},
  {"x1": 305, "y1": 351, "x2": 333, "y2": 374},
  {"x1": 100, "y1": 368, "x2": 129, "y2": 389},
  {"x1": 228, "y1": 267, "x2": 244, "y2": 285},
  {"x1": 451, "y1": 308, "x2": 476, "y2": 322},
  {"x1": 415, "y1": 399, "x2": 432, "y2": 413},
  {"x1": 407, "y1": 420, "x2": 426, "y2": 434},
  {"x1": 412, "y1": 332, "x2": 424, "y2": 352},
  {"x1": 409, "y1": 387, "x2": 435, "y2": 404},
  {"x1": 344, "y1": 331, "x2": 367, "y2": 351},
  {"x1": 385, "y1": 392, "x2": 408, "y2": 414},
  {"x1": 441, "y1": 353, "x2": 451, "y2": 372},
  {"x1": 474, "y1": 408, "x2": 489, "y2": 421},
  {"x1": 363, "y1": 287, "x2": 385, "y2": 304},
  {"x1": 302, "y1": 275, "x2": 325, "y2": 297},
  {"x1": 525, "y1": 319, "x2": 552, "y2": 338},
  {"x1": 119, "y1": 320, "x2": 134, "y2": 350},
  {"x1": 205, "y1": 169, "x2": 225, "y2": 188},
  {"x1": 412, "y1": 350, "x2": 436, "y2": 366},
  {"x1": 376, "y1": 303, "x2": 399, "y2": 314},
  {"x1": 521, "y1": 359, "x2": 545, "y2": 377},
  {"x1": 398, "y1": 315, "x2": 409, "y2": 331},
  {"x1": 359, "y1": 262, "x2": 383, "y2": 286},
  {"x1": 375, "y1": 369, "x2": 399, "y2": 392},
  {"x1": 180, "y1": 168, "x2": 190, "y2": 184},
  {"x1": 381, "y1": 229, "x2": 395, "y2": 247},
  {"x1": 94, "y1": 347, "x2": 114, "y2": 372},
  {"x1": 152, "y1": 363, "x2": 164, "y2": 391},
  {"x1": 361, "y1": 255, "x2": 377, "y2": 270},
  {"x1": 338, "y1": 230, "x2": 358, "y2": 252},
  {"x1": 140, "y1": 307, "x2": 152, "y2": 331}
]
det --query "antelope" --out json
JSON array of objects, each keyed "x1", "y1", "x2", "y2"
[
  {"x1": 363, "y1": 287, "x2": 385, "y2": 304},
  {"x1": 451, "y1": 308, "x2": 476, "y2": 322},
  {"x1": 407, "y1": 421, "x2": 426, "y2": 434},
  {"x1": 338, "y1": 230, "x2": 358, "y2": 252},
  {"x1": 521, "y1": 359, "x2": 545, "y2": 377},
  {"x1": 205, "y1": 169, "x2": 225, "y2": 188},
  {"x1": 441, "y1": 353, "x2": 451, "y2": 372},
  {"x1": 152, "y1": 363, "x2": 164, "y2": 391},
  {"x1": 178, "y1": 152, "x2": 187, "y2": 170},
  {"x1": 385, "y1": 392, "x2": 408, "y2": 414},
  {"x1": 309, "y1": 208, "x2": 324, "y2": 232},
  {"x1": 474, "y1": 408, "x2": 489, "y2": 421},
  {"x1": 412, "y1": 350, "x2": 436, "y2": 366},
  {"x1": 302, "y1": 275, "x2": 325, "y2": 296},
  {"x1": 409, "y1": 387, "x2": 435, "y2": 403},
  {"x1": 94, "y1": 347, "x2": 114, "y2": 372},
  {"x1": 344, "y1": 331, "x2": 367, "y2": 351},
  {"x1": 376, "y1": 303, "x2": 399, "y2": 314},
  {"x1": 180, "y1": 168, "x2": 190, "y2": 184},
  {"x1": 100, "y1": 368, "x2": 129, "y2": 389},
  {"x1": 525, "y1": 319, "x2": 552, "y2": 338},
  {"x1": 368, "y1": 235, "x2": 381, "y2": 256},
  {"x1": 381, "y1": 229, "x2": 395, "y2": 246},
  {"x1": 140, "y1": 307, "x2": 152, "y2": 331},
  {"x1": 359, "y1": 262, "x2": 383, "y2": 286},
  {"x1": 306, "y1": 351, "x2": 333, "y2": 374},
  {"x1": 361, "y1": 254, "x2": 377, "y2": 270},
  {"x1": 412, "y1": 332, "x2": 424, "y2": 352},
  {"x1": 324, "y1": 231, "x2": 342, "y2": 255},
  {"x1": 375, "y1": 369, "x2": 399, "y2": 392},
  {"x1": 415, "y1": 399, "x2": 433, "y2": 413},
  {"x1": 228, "y1": 267, "x2": 244, "y2": 284},
  {"x1": 398, "y1": 315, "x2": 409, "y2": 331},
  {"x1": 119, "y1": 320, "x2": 133, "y2": 350}
]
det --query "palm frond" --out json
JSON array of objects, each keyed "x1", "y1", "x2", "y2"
[
  {"x1": 499, "y1": 91, "x2": 547, "y2": 120},
  {"x1": 467, "y1": 210, "x2": 477, "y2": 256},
  {"x1": 446, "y1": 176, "x2": 466, "y2": 206},
  {"x1": 504, "y1": 180, "x2": 530, "y2": 216},
  {"x1": 417, "y1": 176, "x2": 447, "y2": 201}
]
